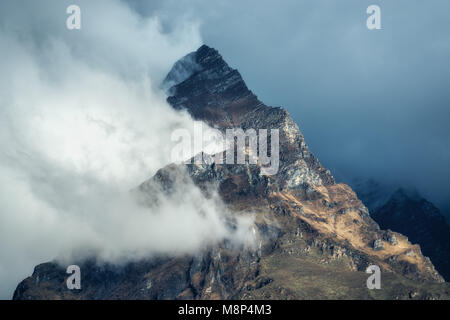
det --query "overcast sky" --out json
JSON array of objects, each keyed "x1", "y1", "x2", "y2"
[
  {"x1": 0, "y1": 0, "x2": 449, "y2": 299},
  {"x1": 125, "y1": 0, "x2": 450, "y2": 213}
]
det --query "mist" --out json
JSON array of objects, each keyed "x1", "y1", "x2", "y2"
[
  {"x1": 2, "y1": 0, "x2": 450, "y2": 300},
  {"x1": 127, "y1": 0, "x2": 450, "y2": 214},
  {"x1": 0, "y1": 0, "x2": 254, "y2": 299}
]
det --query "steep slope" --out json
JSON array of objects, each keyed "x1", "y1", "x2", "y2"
[
  {"x1": 373, "y1": 188, "x2": 450, "y2": 281},
  {"x1": 13, "y1": 45, "x2": 450, "y2": 300}
]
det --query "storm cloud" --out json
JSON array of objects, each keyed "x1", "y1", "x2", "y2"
[{"x1": 127, "y1": 0, "x2": 450, "y2": 214}]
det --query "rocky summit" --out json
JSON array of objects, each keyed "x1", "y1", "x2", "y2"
[{"x1": 13, "y1": 45, "x2": 450, "y2": 300}]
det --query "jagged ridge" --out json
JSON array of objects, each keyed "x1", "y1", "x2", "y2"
[
  {"x1": 13, "y1": 45, "x2": 450, "y2": 300},
  {"x1": 373, "y1": 188, "x2": 450, "y2": 281}
]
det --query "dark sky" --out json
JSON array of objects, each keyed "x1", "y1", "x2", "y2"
[
  {"x1": 0, "y1": 0, "x2": 448, "y2": 298},
  {"x1": 126, "y1": 0, "x2": 450, "y2": 214}
]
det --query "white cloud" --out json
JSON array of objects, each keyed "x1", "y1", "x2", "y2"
[{"x1": 0, "y1": 0, "x2": 254, "y2": 299}]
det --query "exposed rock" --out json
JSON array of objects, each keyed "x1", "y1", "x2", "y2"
[
  {"x1": 13, "y1": 45, "x2": 450, "y2": 300},
  {"x1": 382, "y1": 231, "x2": 398, "y2": 246},
  {"x1": 372, "y1": 239, "x2": 384, "y2": 251}
]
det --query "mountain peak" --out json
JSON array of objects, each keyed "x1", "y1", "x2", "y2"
[
  {"x1": 163, "y1": 45, "x2": 225, "y2": 88},
  {"x1": 13, "y1": 45, "x2": 450, "y2": 300},
  {"x1": 195, "y1": 44, "x2": 223, "y2": 67},
  {"x1": 391, "y1": 187, "x2": 421, "y2": 203},
  {"x1": 163, "y1": 45, "x2": 336, "y2": 187},
  {"x1": 164, "y1": 45, "x2": 252, "y2": 116},
  {"x1": 377, "y1": 188, "x2": 444, "y2": 220}
]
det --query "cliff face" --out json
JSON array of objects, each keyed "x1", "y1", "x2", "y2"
[{"x1": 13, "y1": 45, "x2": 450, "y2": 300}]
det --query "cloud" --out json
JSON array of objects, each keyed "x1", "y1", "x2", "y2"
[
  {"x1": 0, "y1": 0, "x2": 253, "y2": 299},
  {"x1": 126, "y1": 0, "x2": 450, "y2": 214}
]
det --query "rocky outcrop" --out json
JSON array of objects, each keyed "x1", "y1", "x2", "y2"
[{"x1": 13, "y1": 45, "x2": 450, "y2": 300}]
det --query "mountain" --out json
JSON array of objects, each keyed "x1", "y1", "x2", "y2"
[
  {"x1": 13, "y1": 45, "x2": 450, "y2": 300},
  {"x1": 350, "y1": 178, "x2": 394, "y2": 213},
  {"x1": 372, "y1": 188, "x2": 450, "y2": 282}
]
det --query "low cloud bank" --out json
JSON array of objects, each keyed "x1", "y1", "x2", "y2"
[{"x1": 0, "y1": 0, "x2": 253, "y2": 298}]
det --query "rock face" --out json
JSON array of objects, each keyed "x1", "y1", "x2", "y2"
[
  {"x1": 13, "y1": 45, "x2": 450, "y2": 300},
  {"x1": 373, "y1": 188, "x2": 450, "y2": 282},
  {"x1": 165, "y1": 45, "x2": 334, "y2": 189}
]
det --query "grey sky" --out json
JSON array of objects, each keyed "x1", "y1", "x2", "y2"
[
  {"x1": 126, "y1": 0, "x2": 450, "y2": 213},
  {"x1": 0, "y1": 0, "x2": 449, "y2": 299},
  {"x1": 0, "y1": 0, "x2": 245, "y2": 298}
]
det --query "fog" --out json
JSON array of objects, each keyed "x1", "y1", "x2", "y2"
[
  {"x1": 0, "y1": 0, "x2": 253, "y2": 299},
  {"x1": 1, "y1": 0, "x2": 450, "y2": 299},
  {"x1": 127, "y1": 0, "x2": 450, "y2": 214}
]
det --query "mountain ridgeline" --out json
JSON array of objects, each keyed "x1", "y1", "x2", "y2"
[
  {"x1": 353, "y1": 179, "x2": 450, "y2": 282},
  {"x1": 13, "y1": 45, "x2": 450, "y2": 300},
  {"x1": 372, "y1": 189, "x2": 450, "y2": 282}
]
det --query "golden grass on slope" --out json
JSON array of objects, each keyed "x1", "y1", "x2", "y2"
[{"x1": 275, "y1": 183, "x2": 429, "y2": 274}]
